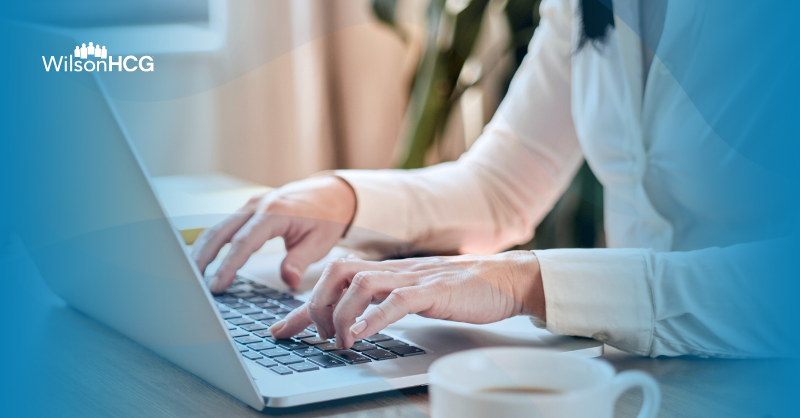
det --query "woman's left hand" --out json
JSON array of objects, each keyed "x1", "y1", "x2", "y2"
[{"x1": 269, "y1": 251, "x2": 545, "y2": 349}]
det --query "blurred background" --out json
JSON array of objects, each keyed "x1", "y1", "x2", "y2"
[{"x1": 21, "y1": 0, "x2": 604, "y2": 250}]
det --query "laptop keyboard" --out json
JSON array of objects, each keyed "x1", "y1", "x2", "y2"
[{"x1": 215, "y1": 276, "x2": 426, "y2": 376}]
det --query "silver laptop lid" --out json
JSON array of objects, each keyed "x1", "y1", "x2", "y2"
[{"x1": 8, "y1": 24, "x2": 264, "y2": 410}]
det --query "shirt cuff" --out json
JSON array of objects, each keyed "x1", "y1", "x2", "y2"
[
  {"x1": 531, "y1": 248, "x2": 655, "y2": 356},
  {"x1": 330, "y1": 170, "x2": 421, "y2": 258}
]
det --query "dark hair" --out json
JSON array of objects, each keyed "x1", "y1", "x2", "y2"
[{"x1": 579, "y1": 0, "x2": 615, "y2": 50}]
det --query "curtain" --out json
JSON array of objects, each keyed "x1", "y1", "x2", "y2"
[
  {"x1": 214, "y1": 0, "x2": 421, "y2": 186},
  {"x1": 111, "y1": 0, "x2": 508, "y2": 188}
]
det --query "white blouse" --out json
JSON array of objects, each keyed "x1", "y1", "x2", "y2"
[{"x1": 336, "y1": 0, "x2": 794, "y2": 357}]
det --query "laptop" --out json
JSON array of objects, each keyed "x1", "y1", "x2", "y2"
[{"x1": 12, "y1": 26, "x2": 602, "y2": 410}]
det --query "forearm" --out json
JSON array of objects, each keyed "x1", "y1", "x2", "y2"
[
  {"x1": 334, "y1": 126, "x2": 583, "y2": 258},
  {"x1": 334, "y1": 0, "x2": 582, "y2": 257},
  {"x1": 334, "y1": 162, "x2": 497, "y2": 257}
]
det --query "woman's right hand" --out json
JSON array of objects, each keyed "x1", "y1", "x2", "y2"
[{"x1": 191, "y1": 176, "x2": 356, "y2": 293}]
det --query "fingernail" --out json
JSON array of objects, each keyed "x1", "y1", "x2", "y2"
[
  {"x1": 209, "y1": 279, "x2": 222, "y2": 293},
  {"x1": 334, "y1": 337, "x2": 344, "y2": 349},
  {"x1": 350, "y1": 319, "x2": 367, "y2": 336},
  {"x1": 318, "y1": 329, "x2": 328, "y2": 341},
  {"x1": 285, "y1": 266, "x2": 302, "y2": 288},
  {"x1": 289, "y1": 265, "x2": 302, "y2": 279},
  {"x1": 268, "y1": 320, "x2": 286, "y2": 334}
]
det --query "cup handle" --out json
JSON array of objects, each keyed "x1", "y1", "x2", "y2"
[{"x1": 610, "y1": 371, "x2": 661, "y2": 418}]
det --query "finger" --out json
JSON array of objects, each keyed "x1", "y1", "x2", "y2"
[
  {"x1": 191, "y1": 212, "x2": 253, "y2": 275},
  {"x1": 209, "y1": 214, "x2": 288, "y2": 293},
  {"x1": 307, "y1": 288, "x2": 345, "y2": 341},
  {"x1": 349, "y1": 285, "x2": 435, "y2": 341},
  {"x1": 306, "y1": 258, "x2": 390, "y2": 339},
  {"x1": 280, "y1": 231, "x2": 340, "y2": 289},
  {"x1": 332, "y1": 271, "x2": 418, "y2": 349},
  {"x1": 269, "y1": 303, "x2": 313, "y2": 339},
  {"x1": 191, "y1": 193, "x2": 267, "y2": 271}
]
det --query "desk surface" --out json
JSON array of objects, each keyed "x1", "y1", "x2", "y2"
[{"x1": 25, "y1": 302, "x2": 798, "y2": 418}]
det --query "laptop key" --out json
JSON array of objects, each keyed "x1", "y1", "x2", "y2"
[
  {"x1": 228, "y1": 284, "x2": 253, "y2": 292},
  {"x1": 234, "y1": 336, "x2": 262, "y2": 345},
  {"x1": 250, "y1": 283, "x2": 267, "y2": 289},
  {"x1": 260, "y1": 348, "x2": 291, "y2": 358},
  {"x1": 293, "y1": 347, "x2": 322, "y2": 357},
  {"x1": 229, "y1": 329, "x2": 249, "y2": 338},
  {"x1": 307, "y1": 355, "x2": 347, "y2": 368},
  {"x1": 275, "y1": 355, "x2": 305, "y2": 365},
  {"x1": 252, "y1": 330, "x2": 273, "y2": 338},
  {"x1": 220, "y1": 312, "x2": 241, "y2": 319},
  {"x1": 240, "y1": 323, "x2": 268, "y2": 332},
  {"x1": 390, "y1": 346, "x2": 426, "y2": 357},
  {"x1": 255, "y1": 302, "x2": 281, "y2": 309},
  {"x1": 289, "y1": 361, "x2": 320, "y2": 373},
  {"x1": 315, "y1": 343, "x2": 339, "y2": 351},
  {"x1": 256, "y1": 359, "x2": 278, "y2": 368},
  {"x1": 236, "y1": 343, "x2": 250, "y2": 353},
  {"x1": 247, "y1": 342, "x2": 275, "y2": 351},
  {"x1": 281, "y1": 299, "x2": 304, "y2": 309},
  {"x1": 228, "y1": 317, "x2": 255, "y2": 326},
  {"x1": 278, "y1": 342, "x2": 308, "y2": 351},
  {"x1": 243, "y1": 351, "x2": 263, "y2": 360},
  {"x1": 225, "y1": 302, "x2": 249, "y2": 309},
  {"x1": 230, "y1": 291, "x2": 256, "y2": 299},
  {"x1": 244, "y1": 296, "x2": 270, "y2": 303},
  {"x1": 329, "y1": 350, "x2": 372, "y2": 364},
  {"x1": 267, "y1": 308, "x2": 292, "y2": 315},
  {"x1": 350, "y1": 342, "x2": 377, "y2": 352},
  {"x1": 301, "y1": 337, "x2": 331, "y2": 346},
  {"x1": 249, "y1": 313, "x2": 275, "y2": 321},
  {"x1": 364, "y1": 334, "x2": 392, "y2": 343},
  {"x1": 238, "y1": 307, "x2": 263, "y2": 315},
  {"x1": 293, "y1": 331, "x2": 316, "y2": 339},
  {"x1": 376, "y1": 340, "x2": 408, "y2": 350},
  {"x1": 361, "y1": 349, "x2": 397, "y2": 360},
  {"x1": 269, "y1": 337, "x2": 297, "y2": 344},
  {"x1": 262, "y1": 318, "x2": 280, "y2": 326},
  {"x1": 225, "y1": 323, "x2": 238, "y2": 330},
  {"x1": 269, "y1": 366, "x2": 293, "y2": 375}
]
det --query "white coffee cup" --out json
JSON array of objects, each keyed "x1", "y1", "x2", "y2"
[{"x1": 429, "y1": 347, "x2": 660, "y2": 418}]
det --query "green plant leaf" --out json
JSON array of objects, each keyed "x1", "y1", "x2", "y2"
[
  {"x1": 371, "y1": 0, "x2": 398, "y2": 26},
  {"x1": 372, "y1": 0, "x2": 410, "y2": 43},
  {"x1": 398, "y1": 0, "x2": 492, "y2": 169}
]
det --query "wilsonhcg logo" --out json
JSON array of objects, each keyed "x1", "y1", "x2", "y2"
[{"x1": 43, "y1": 42, "x2": 154, "y2": 72}]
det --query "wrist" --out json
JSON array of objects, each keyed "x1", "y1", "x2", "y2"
[
  {"x1": 276, "y1": 175, "x2": 356, "y2": 229},
  {"x1": 321, "y1": 175, "x2": 357, "y2": 227},
  {"x1": 505, "y1": 251, "x2": 546, "y2": 320}
]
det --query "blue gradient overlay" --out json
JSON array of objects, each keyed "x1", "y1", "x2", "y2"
[{"x1": 2, "y1": 1, "x2": 800, "y2": 417}]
